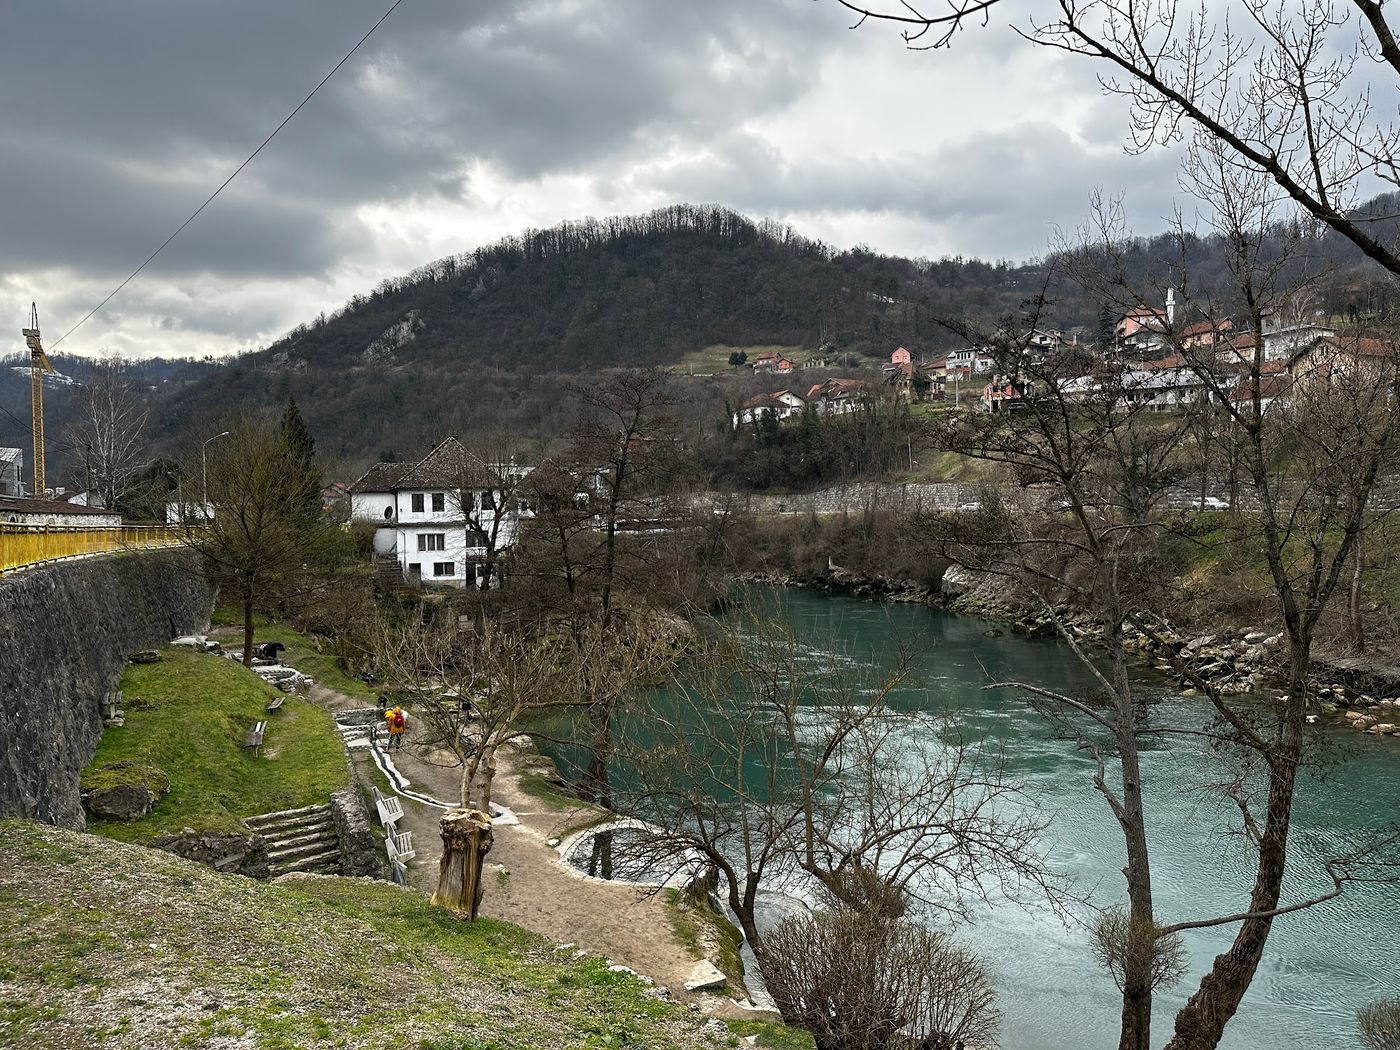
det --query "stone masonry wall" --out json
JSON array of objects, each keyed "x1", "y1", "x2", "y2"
[
  {"x1": 330, "y1": 788, "x2": 388, "y2": 878},
  {"x1": 0, "y1": 550, "x2": 213, "y2": 828}
]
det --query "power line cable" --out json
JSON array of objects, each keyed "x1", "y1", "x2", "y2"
[{"x1": 48, "y1": 0, "x2": 407, "y2": 351}]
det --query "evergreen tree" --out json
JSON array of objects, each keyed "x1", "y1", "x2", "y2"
[{"x1": 280, "y1": 396, "x2": 322, "y2": 518}]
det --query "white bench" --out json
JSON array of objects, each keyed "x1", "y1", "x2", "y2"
[
  {"x1": 385, "y1": 829, "x2": 415, "y2": 863},
  {"x1": 371, "y1": 786, "x2": 404, "y2": 829}
]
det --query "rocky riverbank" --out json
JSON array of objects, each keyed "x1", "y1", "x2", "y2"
[{"x1": 741, "y1": 564, "x2": 1400, "y2": 739}]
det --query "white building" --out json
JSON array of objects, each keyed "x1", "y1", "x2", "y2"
[
  {"x1": 0, "y1": 494, "x2": 120, "y2": 527},
  {"x1": 349, "y1": 437, "x2": 532, "y2": 588},
  {"x1": 732, "y1": 389, "x2": 806, "y2": 427},
  {"x1": 946, "y1": 347, "x2": 997, "y2": 374},
  {"x1": 0, "y1": 448, "x2": 23, "y2": 497}
]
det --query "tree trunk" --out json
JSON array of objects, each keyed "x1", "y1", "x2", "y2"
[
  {"x1": 1163, "y1": 651, "x2": 1306, "y2": 1050},
  {"x1": 432, "y1": 809, "x2": 494, "y2": 920},
  {"x1": 1349, "y1": 534, "x2": 1366, "y2": 655},
  {"x1": 1113, "y1": 634, "x2": 1156, "y2": 1050},
  {"x1": 242, "y1": 585, "x2": 255, "y2": 668}
]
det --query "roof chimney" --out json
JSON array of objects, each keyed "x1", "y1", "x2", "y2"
[{"x1": 1166, "y1": 287, "x2": 1177, "y2": 326}]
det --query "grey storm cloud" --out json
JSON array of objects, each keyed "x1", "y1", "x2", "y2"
[
  {"x1": 0, "y1": 0, "x2": 1181, "y2": 355},
  {"x1": 1, "y1": 0, "x2": 824, "y2": 279}
]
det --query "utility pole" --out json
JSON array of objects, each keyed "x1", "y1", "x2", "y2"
[{"x1": 202, "y1": 430, "x2": 230, "y2": 521}]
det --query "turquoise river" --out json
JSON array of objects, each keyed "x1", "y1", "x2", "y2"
[{"x1": 693, "y1": 587, "x2": 1400, "y2": 1049}]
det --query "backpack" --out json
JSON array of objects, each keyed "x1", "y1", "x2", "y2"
[{"x1": 393, "y1": 711, "x2": 405, "y2": 730}]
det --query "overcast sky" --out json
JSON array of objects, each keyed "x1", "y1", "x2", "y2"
[{"x1": 0, "y1": 0, "x2": 1185, "y2": 360}]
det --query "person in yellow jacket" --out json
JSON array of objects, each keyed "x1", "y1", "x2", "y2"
[{"x1": 385, "y1": 706, "x2": 408, "y2": 751}]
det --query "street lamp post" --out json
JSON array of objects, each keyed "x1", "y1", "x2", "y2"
[{"x1": 201, "y1": 431, "x2": 230, "y2": 521}]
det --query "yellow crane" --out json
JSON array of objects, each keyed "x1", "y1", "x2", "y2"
[{"x1": 21, "y1": 303, "x2": 53, "y2": 497}]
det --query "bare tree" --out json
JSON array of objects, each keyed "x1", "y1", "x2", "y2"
[
  {"x1": 174, "y1": 417, "x2": 337, "y2": 666},
  {"x1": 68, "y1": 355, "x2": 149, "y2": 512},
  {"x1": 834, "y1": 0, "x2": 1400, "y2": 282},
  {"x1": 912, "y1": 154, "x2": 1400, "y2": 1050},
  {"x1": 433, "y1": 435, "x2": 537, "y2": 593},
  {"x1": 759, "y1": 896, "x2": 1001, "y2": 1050},
  {"x1": 1063, "y1": 153, "x2": 1400, "y2": 1049},
  {"x1": 515, "y1": 368, "x2": 689, "y2": 809},
  {"x1": 612, "y1": 621, "x2": 1056, "y2": 970},
  {"x1": 370, "y1": 612, "x2": 574, "y2": 919}
]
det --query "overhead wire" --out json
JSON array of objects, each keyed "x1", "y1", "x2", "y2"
[{"x1": 47, "y1": 0, "x2": 408, "y2": 351}]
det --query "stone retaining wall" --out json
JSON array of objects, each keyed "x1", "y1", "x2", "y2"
[
  {"x1": 0, "y1": 550, "x2": 213, "y2": 827},
  {"x1": 330, "y1": 788, "x2": 388, "y2": 878}
]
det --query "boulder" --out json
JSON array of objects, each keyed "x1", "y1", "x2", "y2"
[
  {"x1": 1184, "y1": 634, "x2": 1217, "y2": 653},
  {"x1": 80, "y1": 761, "x2": 169, "y2": 822},
  {"x1": 683, "y1": 960, "x2": 729, "y2": 993},
  {"x1": 1243, "y1": 630, "x2": 1268, "y2": 645},
  {"x1": 84, "y1": 782, "x2": 157, "y2": 822},
  {"x1": 128, "y1": 650, "x2": 161, "y2": 664}
]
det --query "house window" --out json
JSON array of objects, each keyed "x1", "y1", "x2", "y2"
[
  {"x1": 431, "y1": 492, "x2": 445, "y2": 512},
  {"x1": 408, "y1": 562, "x2": 421, "y2": 577},
  {"x1": 411, "y1": 493, "x2": 424, "y2": 513},
  {"x1": 432, "y1": 561, "x2": 455, "y2": 577},
  {"x1": 382, "y1": 505, "x2": 393, "y2": 520},
  {"x1": 416, "y1": 533, "x2": 446, "y2": 552}
]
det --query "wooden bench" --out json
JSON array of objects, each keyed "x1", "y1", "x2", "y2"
[
  {"x1": 266, "y1": 696, "x2": 285, "y2": 714},
  {"x1": 371, "y1": 786, "x2": 404, "y2": 829},
  {"x1": 243, "y1": 720, "x2": 267, "y2": 754},
  {"x1": 385, "y1": 829, "x2": 415, "y2": 863}
]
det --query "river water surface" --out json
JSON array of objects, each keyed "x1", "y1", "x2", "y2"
[{"x1": 548, "y1": 585, "x2": 1400, "y2": 1048}]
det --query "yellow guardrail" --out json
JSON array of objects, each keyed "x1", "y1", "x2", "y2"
[{"x1": 0, "y1": 523, "x2": 183, "y2": 574}]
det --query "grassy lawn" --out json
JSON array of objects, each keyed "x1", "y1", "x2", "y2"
[
  {"x1": 83, "y1": 647, "x2": 348, "y2": 841},
  {"x1": 0, "y1": 821, "x2": 732, "y2": 1050},
  {"x1": 724, "y1": 1020, "x2": 816, "y2": 1050},
  {"x1": 673, "y1": 343, "x2": 806, "y2": 374},
  {"x1": 211, "y1": 601, "x2": 377, "y2": 702},
  {"x1": 250, "y1": 623, "x2": 378, "y2": 702}
]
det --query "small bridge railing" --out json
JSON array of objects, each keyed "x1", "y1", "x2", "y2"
[{"x1": 0, "y1": 522, "x2": 183, "y2": 574}]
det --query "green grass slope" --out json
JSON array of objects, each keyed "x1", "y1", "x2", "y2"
[
  {"x1": 82, "y1": 647, "x2": 347, "y2": 841},
  {"x1": 0, "y1": 821, "x2": 732, "y2": 1050}
]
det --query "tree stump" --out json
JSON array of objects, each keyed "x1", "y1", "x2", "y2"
[{"x1": 431, "y1": 808, "x2": 493, "y2": 919}]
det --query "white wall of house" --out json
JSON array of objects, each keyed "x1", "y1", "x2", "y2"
[{"x1": 351, "y1": 485, "x2": 523, "y2": 587}]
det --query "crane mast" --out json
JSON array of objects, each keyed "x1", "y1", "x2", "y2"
[{"x1": 21, "y1": 303, "x2": 53, "y2": 497}]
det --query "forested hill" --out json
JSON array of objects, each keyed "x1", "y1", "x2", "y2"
[
  {"x1": 248, "y1": 204, "x2": 1043, "y2": 375},
  {"x1": 16, "y1": 201, "x2": 1395, "y2": 472}
]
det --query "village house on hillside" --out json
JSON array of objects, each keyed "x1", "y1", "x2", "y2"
[
  {"x1": 806, "y1": 377, "x2": 870, "y2": 415},
  {"x1": 733, "y1": 389, "x2": 805, "y2": 427},
  {"x1": 349, "y1": 437, "x2": 532, "y2": 588},
  {"x1": 752, "y1": 350, "x2": 796, "y2": 373}
]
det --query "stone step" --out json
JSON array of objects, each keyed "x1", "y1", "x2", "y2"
[
  {"x1": 244, "y1": 803, "x2": 332, "y2": 831},
  {"x1": 262, "y1": 826, "x2": 337, "y2": 853},
  {"x1": 269, "y1": 847, "x2": 342, "y2": 876},
  {"x1": 267, "y1": 836, "x2": 340, "y2": 865},
  {"x1": 258, "y1": 816, "x2": 335, "y2": 838}
]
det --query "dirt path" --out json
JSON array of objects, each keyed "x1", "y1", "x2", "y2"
[
  {"x1": 266, "y1": 656, "x2": 711, "y2": 998},
  {"x1": 382, "y1": 729, "x2": 707, "y2": 995}
]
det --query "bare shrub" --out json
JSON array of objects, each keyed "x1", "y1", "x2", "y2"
[{"x1": 757, "y1": 901, "x2": 999, "y2": 1050}]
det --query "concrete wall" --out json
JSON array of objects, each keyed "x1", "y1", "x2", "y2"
[{"x1": 0, "y1": 550, "x2": 213, "y2": 828}]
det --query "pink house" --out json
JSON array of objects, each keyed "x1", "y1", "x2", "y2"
[{"x1": 891, "y1": 346, "x2": 911, "y2": 365}]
